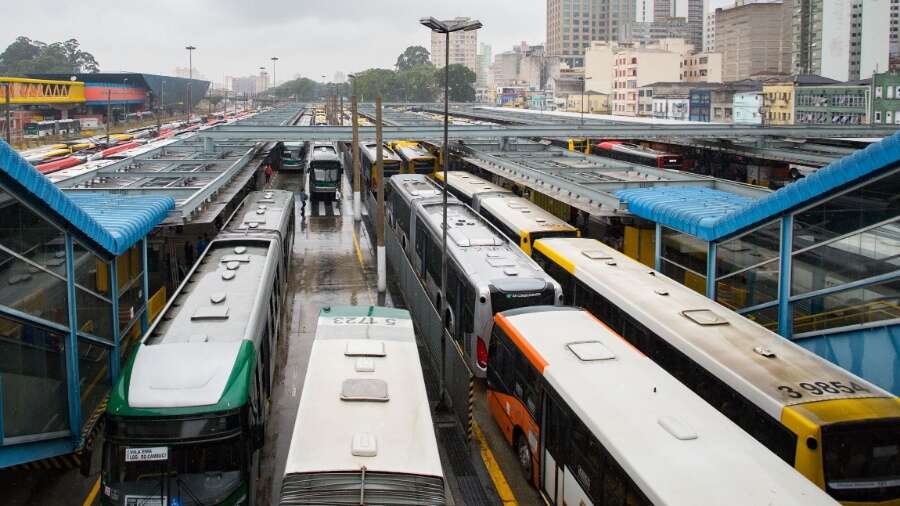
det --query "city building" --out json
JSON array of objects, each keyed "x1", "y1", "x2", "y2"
[
  {"x1": 430, "y1": 17, "x2": 478, "y2": 72},
  {"x1": 681, "y1": 52, "x2": 723, "y2": 82},
  {"x1": 792, "y1": 0, "x2": 890, "y2": 81},
  {"x1": 794, "y1": 81, "x2": 870, "y2": 125},
  {"x1": 623, "y1": 17, "x2": 695, "y2": 46},
  {"x1": 29, "y1": 72, "x2": 208, "y2": 120},
  {"x1": 476, "y1": 43, "x2": 492, "y2": 89},
  {"x1": 762, "y1": 74, "x2": 839, "y2": 125},
  {"x1": 546, "y1": 0, "x2": 635, "y2": 67},
  {"x1": 565, "y1": 91, "x2": 611, "y2": 113},
  {"x1": 714, "y1": 1, "x2": 792, "y2": 82},
  {"x1": 491, "y1": 43, "x2": 556, "y2": 90},
  {"x1": 870, "y1": 70, "x2": 900, "y2": 124},
  {"x1": 703, "y1": 10, "x2": 716, "y2": 52},
  {"x1": 256, "y1": 70, "x2": 269, "y2": 94},
  {"x1": 0, "y1": 142, "x2": 173, "y2": 466},
  {"x1": 610, "y1": 40, "x2": 692, "y2": 116},
  {"x1": 733, "y1": 90, "x2": 764, "y2": 124},
  {"x1": 893, "y1": 0, "x2": 900, "y2": 64},
  {"x1": 231, "y1": 75, "x2": 258, "y2": 96},
  {"x1": 584, "y1": 42, "x2": 618, "y2": 94},
  {"x1": 643, "y1": 81, "x2": 719, "y2": 119},
  {"x1": 689, "y1": 80, "x2": 762, "y2": 122}
]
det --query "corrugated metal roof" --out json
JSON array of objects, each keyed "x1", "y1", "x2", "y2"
[
  {"x1": 616, "y1": 131, "x2": 900, "y2": 241},
  {"x1": 0, "y1": 140, "x2": 173, "y2": 256}
]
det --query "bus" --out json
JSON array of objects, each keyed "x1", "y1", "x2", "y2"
[
  {"x1": 101, "y1": 194, "x2": 292, "y2": 506},
  {"x1": 487, "y1": 306, "x2": 840, "y2": 506},
  {"x1": 433, "y1": 170, "x2": 510, "y2": 207},
  {"x1": 222, "y1": 189, "x2": 296, "y2": 274},
  {"x1": 279, "y1": 306, "x2": 446, "y2": 505},
  {"x1": 594, "y1": 140, "x2": 683, "y2": 169},
  {"x1": 407, "y1": 198, "x2": 561, "y2": 375},
  {"x1": 280, "y1": 141, "x2": 305, "y2": 172},
  {"x1": 390, "y1": 140, "x2": 438, "y2": 175},
  {"x1": 359, "y1": 142, "x2": 403, "y2": 195},
  {"x1": 23, "y1": 119, "x2": 81, "y2": 138},
  {"x1": 306, "y1": 142, "x2": 342, "y2": 201},
  {"x1": 472, "y1": 193, "x2": 578, "y2": 256},
  {"x1": 531, "y1": 237, "x2": 900, "y2": 505},
  {"x1": 386, "y1": 174, "x2": 444, "y2": 253}
]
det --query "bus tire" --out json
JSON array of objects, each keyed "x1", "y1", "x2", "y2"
[{"x1": 515, "y1": 431, "x2": 533, "y2": 485}]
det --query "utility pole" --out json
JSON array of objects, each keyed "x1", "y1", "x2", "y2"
[
  {"x1": 156, "y1": 81, "x2": 163, "y2": 136},
  {"x1": 351, "y1": 95, "x2": 361, "y2": 221},
  {"x1": 375, "y1": 96, "x2": 385, "y2": 292},
  {"x1": 106, "y1": 89, "x2": 112, "y2": 145},
  {"x1": 339, "y1": 84, "x2": 344, "y2": 126},
  {"x1": 186, "y1": 45, "x2": 196, "y2": 122},
  {"x1": 4, "y1": 82, "x2": 11, "y2": 144},
  {"x1": 270, "y1": 56, "x2": 279, "y2": 100}
]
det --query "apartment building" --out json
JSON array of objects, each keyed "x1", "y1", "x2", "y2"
[
  {"x1": 714, "y1": 1, "x2": 791, "y2": 81},
  {"x1": 547, "y1": 0, "x2": 635, "y2": 68},
  {"x1": 431, "y1": 18, "x2": 478, "y2": 72}
]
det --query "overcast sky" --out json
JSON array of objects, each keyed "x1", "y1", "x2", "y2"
[{"x1": 4, "y1": 0, "x2": 735, "y2": 85}]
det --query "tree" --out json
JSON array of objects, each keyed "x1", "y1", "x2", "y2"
[
  {"x1": 352, "y1": 68, "x2": 401, "y2": 102},
  {"x1": 0, "y1": 36, "x2": 100, "y2": 75},
  {"x1": 396, "y1": 65, "x2": 438, "y2": 102},
  {"x1": 441, "y1": 64, "x2": 476, "y2": 102},
  {"x1": 272, "y1": 77, "x2": 322, "y2": 101},
  {"x1": 395, "y1": 46, "x2": 431, "y2": 71}
]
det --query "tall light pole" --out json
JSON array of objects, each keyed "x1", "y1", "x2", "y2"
[
  {"x1": 259, "y1": 67, "x2": 267, "y2": 108},
  {"x1": 122, "y1": 77, "x2": 129, "y2": 125},
  {"x1": 420, "y1": 15, "x2": 482, "y2": 405},
  {"x1": 270, "y1": 56, "x2": 279, "y2": 100},
  {"x1": 185, "y1": 45, "x2": 196, "y2": 122},
  {"x1": 349, "y1": 74, "x2": 361, "y2": 221},
  {"x1": 581, "y1": 75, "x2": 593, "y2": 126}
]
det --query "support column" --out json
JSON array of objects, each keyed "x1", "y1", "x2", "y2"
[
  {"x1": 64, "y1": 234, "x2": 82, "y2": 444},
  {"x1": 706, "y1": 241, "x2": 717, "y2": 300},
  {"x1": 141, "y1": 237, "x2": 150, "y2": 334},
  {"x1": 110, "y1": 257, "x2": 121, "y2": 383},
  {"x1": 654, "y1": 223, "x2": 662, "y2": 271},
  {"x1": 777, "y1": 215, "x2": 794, "y2": 338},
  {"x1": 375, "y1": 97, "x2": 386, "y2": 292},
  {"x1": 351, "y1": 96, "x2": 361, "y2": 221}
]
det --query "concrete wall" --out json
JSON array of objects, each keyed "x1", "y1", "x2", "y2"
[{"x1": 584, "y1": 43, "x2": 616, "y2": 93}]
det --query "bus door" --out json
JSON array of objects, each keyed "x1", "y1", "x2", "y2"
[{"x1": 542, "y1": 393, "x2": 593, "y2": 506}]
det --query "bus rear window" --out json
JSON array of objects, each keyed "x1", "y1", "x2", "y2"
[
  {"x1": 823, "y1": 420, "x2": 900, "y2": 503},
  {"x1": 490, "y1": 285, "x2": 556, "y2": 314}
]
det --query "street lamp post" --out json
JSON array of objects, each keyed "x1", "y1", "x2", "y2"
[
  {"x1": 123, "y1": 77, "x2": 129, "y2": 125},
  {"x1": 185, "y1": 46, "x2": 196, "y2": 122},
  {"x1": 259, "y1": 67, "x2": 267, "y2": 108},
  {"x1": 271, "y1": 56, "x2": 279, "y2": 99},
  {"x1": 420, "y1": 15, "x2": 482, "y2": 405}
]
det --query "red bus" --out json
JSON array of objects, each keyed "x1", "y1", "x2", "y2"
[{"x1": 595, "y1": 140, "x2": 683, "y2": 169}]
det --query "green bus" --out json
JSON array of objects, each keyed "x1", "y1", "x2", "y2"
[
  {"x1": 101, "y1": 192, "x2": 292, "y2": 506},
  {"x1": 306, "y1": 142, "x2": 342, "y2": 201}
]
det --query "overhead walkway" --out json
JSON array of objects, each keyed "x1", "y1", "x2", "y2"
[
  {"x1": 0, "y1": 139, "x2": 173, "y2": 467},
  {"x1": 0, "y1": 77, "x2": 86, "y2": 105}
]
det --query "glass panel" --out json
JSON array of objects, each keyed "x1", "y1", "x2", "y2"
[
  {"x1": 0, "y1": 187, "x2": 65, "y2": 260},
  {"x1": 74, "y1": 241, "x2": 113, "y2": 339},
  {"x1": 793, "y1": 170, "x2": 900, "y2": 251},
  {"x1": 716, "y1": 259, "x2": 780, "y2": 311},
  {"x1": 716, "y1": 221, "x2": 781, "y2": 277},
  {"x1": 0, "y1": 254, "x2": 69, "y2": 327},
  {"x1": 791, "y1": 278, "x2": 900, "y2": 335},
  {"x1": 792, "y1": 221, "x2": 900, "y2": 297},
  {"x1": 661, "y1": 227, "x2": 707, "y2": 276},
  {"x1": 0, "y1": 315, "x2": 69, "y2": 438},
  {"x1": 78, "y1": 339, "x2": 110, "y2": 424},
  {"x1": 660, "y1": 258, "x2": 706, "y2": 295},
  {"x1": 741, "y1": 306, "x2": 779, "y2": 332},
  {"x1": 118, "y1": 274, "x2": 144, "y2": 332}
]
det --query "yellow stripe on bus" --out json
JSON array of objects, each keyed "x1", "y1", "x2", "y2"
[{"x1": 533, "y1": 240, "x2": 576, "y2": 274}]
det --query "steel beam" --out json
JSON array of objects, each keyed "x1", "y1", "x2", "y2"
[{"x1": 199, "y1": 123, "x2": 899, "y2": 141}]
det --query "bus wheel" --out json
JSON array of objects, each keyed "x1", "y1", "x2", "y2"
[{"x1": 515, "y1": 432, "x2": 532, "y2": 482}]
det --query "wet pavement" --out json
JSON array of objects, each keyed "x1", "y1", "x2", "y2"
[{"x1": 258, "y1": 170, "x2": 395, "y2": 505}]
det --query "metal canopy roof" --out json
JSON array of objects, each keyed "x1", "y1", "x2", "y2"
[
  {"x1": 53, "y1": 104, "x2": 305, "y2": 225},
  {"x1": 0, "y1": 139, "x2": 173, "y2": 256},
  {"x1": 616, "y1": 131, "x2": 900, "y2": 241}
]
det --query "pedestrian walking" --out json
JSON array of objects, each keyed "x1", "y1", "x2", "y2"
[
  {"x1": 264, "y1": 163, "x2": 273, "y2": 186},
  {"x1": 299, "y1": 190, "x2": 307, "y2": 217}
]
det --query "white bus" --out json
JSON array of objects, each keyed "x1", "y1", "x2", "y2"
[
  {"x1": 279, "y1": 306, "x2": 446, "y2": 505},
  {"x1": 488, "y1": 306, "x2": 839, "y2": 506}
]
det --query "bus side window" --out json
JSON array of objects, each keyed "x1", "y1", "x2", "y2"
[
  {"x1": 462, "y1": 283, "x2": 475, "y2": 333},
  {"x1": 510, "y1": 338, "x2": 542, "y2": 423},
  {"x1": 446, "y1": 264, "x2": 463, "y2": 335},
  {"x1": 488, "y1": 324, "x2": 514, "y2": 391},
  {"x1": 415, "y1": 218, "x2": 426, "y2": 265},
  {"x1": 543, "y1": 391, "x2": 567, "y2": 466},
  {"x1": 425, "y1": 233, "x2": 442, "y2": 287}
]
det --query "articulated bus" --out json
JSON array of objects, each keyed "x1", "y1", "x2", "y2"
[
  {"x1": 488, "y1": 306, "x2": 839, "y2": 506},
  {"x1": 306, "y1": 142, "x2": 342, "y2": 201},
  {"x1": 393, "y1": 191, "x2": 562, "y2": 375},
  {"x1": 594, "y1": 140, "x2": 684, "y2": 170},
  {"x1": 279, "y1": 306, "x2": 446, "y2": 505},
  {"x1": 102, "y1": 192, "x2": 293, "y2": 506},
  {"x1": 386, "y1": 174, "x2": 444, "y2": 252},
  {"x1": 390, "y1": 140, "x2": 438, "y2": 175},
  {"x1": 436, "y1": 171, "x2": 579, "y2": 255},
  {"x1": 222, "y1": 189, "x2": 296, "y2": 274},
  {"x1": 358, "y1": 142, "x2": 403, "y2": 195},
  {"x1": 531, "y1": 237, "x2": 900, "y2": 505},
  {"x1": 433, "y1": 170, "x2": 510, "y2": 207}
]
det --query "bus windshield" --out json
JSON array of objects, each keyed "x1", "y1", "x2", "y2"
[
  {"x1": 103, "y1": 437, "x2": 244, "y2": 505},
  {"x1": 823, "y1": 420, "x2": 900, "y2": 503}
]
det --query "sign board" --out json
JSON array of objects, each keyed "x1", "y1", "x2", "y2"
[{"x1": 125, "y1": 447, "x2": 168, "y2": 462}]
